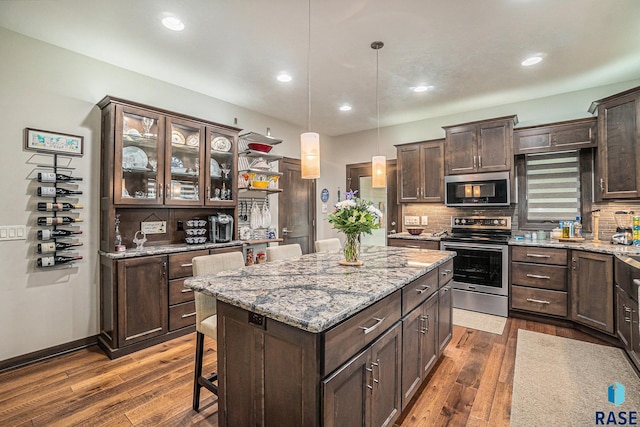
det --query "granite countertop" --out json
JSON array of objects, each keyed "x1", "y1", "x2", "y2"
[
  {"x1": 99, "y1": 240, "x2": 244, "y2": 259},
  {"x1": 508, "y1": 238, "x2": 640, "y2": 256},
  {"x1": 387, "y1": 232, "x2": 442, "y2": 241},
  {"x1": 185, "y1": 246, "x2": 455, "y2": 333}
]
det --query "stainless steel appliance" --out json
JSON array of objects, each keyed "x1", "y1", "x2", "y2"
[
  {"x1": 440, "y1": 216, "x2": 511, "y2": 317},
  {"x1": 444, "y1": 172, "x2": 510, "y2": 207},
  {"x1": 209, "y1": 213, "x2": 234, "y2": 243},
  {"x1": 611, "y1": 210, "x2": 634, "y2": 245}
]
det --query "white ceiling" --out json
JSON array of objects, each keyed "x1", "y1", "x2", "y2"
[{"x1": 1, "y1": 0, "x2": 639, "y2": 136}]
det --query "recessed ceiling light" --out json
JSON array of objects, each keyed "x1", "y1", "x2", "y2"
[
  {"x1": 522, "y1": 56, "x2": 543, "y2": 66},
  {"x1": 277, "y1": 73, "x2": 292, "y2": 82},
  {"x1": 339, "y1": 105, "x2": 352, "y2": 111},
  {"x1": 162, "y1": 16, "x2": 184, "y2": 31},
  {"x1": 413, "y1": 85, "x2": 434, "y2": 93}
]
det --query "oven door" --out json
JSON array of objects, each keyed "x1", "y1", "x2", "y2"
[{"x1": 440, "y1": 240, "x2": 508, "y2": 296}]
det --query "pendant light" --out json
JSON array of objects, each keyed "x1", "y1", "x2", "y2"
[
  {"x1": 371, "y1": 41, "x2": 386, "y2": 188},
  {"x1": 301, "y1": 0, "x2": 320, "y2": 179}
]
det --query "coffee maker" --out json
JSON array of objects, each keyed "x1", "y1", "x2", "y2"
[
  {"x1": 209, "y1": 213, "x2": 234, "y2": 243},
  {"x1": 611, "y1": 210, "x2": 633, "y2": 245}
]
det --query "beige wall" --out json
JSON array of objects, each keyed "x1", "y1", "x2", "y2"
[{"x1": 2, "y1": 26, "x2": 640, "y2": 362}]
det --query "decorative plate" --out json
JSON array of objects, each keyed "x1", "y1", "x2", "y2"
[
  {"x1": 171, "y1": 156, "x2": 184, "y2": 168},
  {"x1": 186, "y1": 134, "x2": 199, "y2": 147},
  {"x1": 172, "y1": 130, "x2": 186, "y2": 145},
  {"x1": 122, "y1": 146, "x2": 148, "y2": 169},
  {"x1": 210, "y1": 158, "x2": 221, "y2": 178},
  {"x1": 212, "y1": 136, "x2": 231, "y2": 152}
]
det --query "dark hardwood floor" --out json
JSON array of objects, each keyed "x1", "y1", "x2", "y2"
[{"x1": 0, "y1": 317, "x2": 611, "y2": 426}]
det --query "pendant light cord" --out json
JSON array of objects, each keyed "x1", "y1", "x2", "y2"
[
  {"x1": 376, "y1": 46, "x2": 380, "y2": 156},
  {"x1": 307, "y1": 0, "x2": 311, "y2": 132}
]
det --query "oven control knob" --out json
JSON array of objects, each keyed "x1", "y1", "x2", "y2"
[
  {"x1": 493, "y1": 220, "x2": 498, "y2": 225},
  {"x1": 461, "y1": 219, "x2": 466, "y2": 224},
  {"x1": 500, "y1": 220, "x2": 506, "y2": 225},
  {"x1": 454, "y1": 219, "x2": 460, "y2": 224}
]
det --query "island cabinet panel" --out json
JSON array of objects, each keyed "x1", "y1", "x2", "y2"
[
  {"x1": 438, "y1": 284, "x2": 453, "y2": 352},
  {"x1": 570, "y1": 251, "x2": 614, "y2": 334},
  {"x1": 323, "y1": 322, "x2": 402, "y2": 427}
]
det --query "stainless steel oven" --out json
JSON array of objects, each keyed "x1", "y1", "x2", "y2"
[{"x1": 440, "y1": 216, "x2": 511, "y2": 317}]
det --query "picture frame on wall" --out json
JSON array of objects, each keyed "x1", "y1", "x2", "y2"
[{"x1": 24, "y1": 128, "x2": 84, "y2": 156}]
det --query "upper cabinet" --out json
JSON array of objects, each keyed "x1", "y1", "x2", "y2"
[
  {"x1": 513, "y1": 117, "x2": 597, "y2": 155},
  {"x1": 443, "y1": 115, "x2": 517, "y2": 175},
  {"x1": 396, "y1": 139, "x2": 444, "y2": 203},
  {"x1": 99, "y1": 96, "x2": 240, "y2": 207},
  {"x1": 589, "y1": 86, "x2": 640, "y2": 200}
]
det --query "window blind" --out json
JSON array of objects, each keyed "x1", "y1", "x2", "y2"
[{"x1": 526, "y1": 151, "x2": 580, "y2": 222}]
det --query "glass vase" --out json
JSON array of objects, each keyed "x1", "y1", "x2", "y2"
[{"x1": 343, "y1": 233, "x2": 361, "y2": 264}]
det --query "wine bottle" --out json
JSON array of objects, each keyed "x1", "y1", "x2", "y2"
[
  {"x1": 37, "y1": 187, "x2": 83, "y2": 197},
  {"x1": 37, "y1": 172, "x2": 83, "y2": 183},
  {"x1": 37, "y1": 202, "x2": 83, "y2": 212},
  {"x1": 37, "y1": 229, "x2": 83, "y2": 240},
  {"x1": 37, "y1": 255, "x2": 83, "y2": 267},
  {"x1": 37, "y1": 216, "x2": 83, "y2": 226},
  {"x1": 37, "y1": 241, "x2": 83, "y2": 254}
]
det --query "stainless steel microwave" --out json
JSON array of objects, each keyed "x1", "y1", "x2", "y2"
[{"x1": 444, "y1": 172, "x2": 510, "y2": 207}]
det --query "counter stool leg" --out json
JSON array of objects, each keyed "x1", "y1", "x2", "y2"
[{"x1": 193, "y1": 331, "x2": 205, "y2": 411}]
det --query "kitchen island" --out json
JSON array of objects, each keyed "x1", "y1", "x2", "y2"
[{"x1": 185, "y1": 245, "x2": 455, "y2": 427}]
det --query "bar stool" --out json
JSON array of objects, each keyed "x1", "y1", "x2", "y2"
[
  {"x1": 191, "y1": 251, "x2": 245, "y2": 412},
  {"x1": 266, "y1": 243, "x2": 302, "y2": 261},
  {"x1": 315, "y1": 238, "x2": 342, "y2": 253}
]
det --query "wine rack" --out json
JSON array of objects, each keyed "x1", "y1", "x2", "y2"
[{"x1": 35, "y1": 154, "x2": 84, "y2": 268}]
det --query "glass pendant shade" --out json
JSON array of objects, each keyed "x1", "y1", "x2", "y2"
[
  {"x1": 371, "y1": 155, "x2": 386, "y2": 188},
  {"x1": 301, "y1": 132, "x2": 320, "y2": 179}
]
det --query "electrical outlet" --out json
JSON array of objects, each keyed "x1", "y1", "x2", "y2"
[
  {"x1": 177, "y1": 221, "x2": 184, "y2": 231},
  {"x1": 421, "y1": 216, "x2": 429, "y2": 226},
  {"x1": 0, "y1": 225, "x2": 26, "y2": 241},
  {"x1": 404, "y1": 216, "x2": 420, "y2": 226}
]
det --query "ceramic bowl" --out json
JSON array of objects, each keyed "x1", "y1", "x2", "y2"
[{"x1": 407, "y1": 228, "x2": 424, "y2": 235}]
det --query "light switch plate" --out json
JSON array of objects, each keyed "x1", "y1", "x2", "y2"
[
  {"x1": 404, "y1": 216, "x2": 420, "y2": 226},
  {"x1": 0, "y1": 225, "x2": 27, "y2": 241},
  {"x1": 421, "y1": 216, "x2": 429, "y2": 226}
]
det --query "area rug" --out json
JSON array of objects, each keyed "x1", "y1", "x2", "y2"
[
  {"x1": 511, "y1": 329, "x2": 640, "y2": 427},
  {"x1": 452, "y1": 308, "x2": 507, "y2": 335}
]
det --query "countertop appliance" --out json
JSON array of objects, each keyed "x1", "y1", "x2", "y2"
[
  {"x1": 444, "y1": 172, "x2": 510, "y2": 207},
  {"x1": 209, "y1": 213, "x2": 234, "y2": 243},
  {"x1": 612, "y1": 210, "x2": 634, "y2": 245},
  {"x1": 440, "y1": 216, "x2": 511, "y2": 317}
]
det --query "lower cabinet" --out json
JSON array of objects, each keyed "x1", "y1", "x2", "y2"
[
  {"x1": 616, "y1": 285, "x2": 640, "y2": 369},
  {"x1": 570, "y1": 251, "x2": 614, "y2": 334},
  {"x1": 438, "y1": 284, "x2": 453, "y2": 352},
  {"x1": 323, "y1": 323, "x2": 402, "y2": 427},
  {"x1": 401, "y1": 291, "x2": 438, "y2": 409}
]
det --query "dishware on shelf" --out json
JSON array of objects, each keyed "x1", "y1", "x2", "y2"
[
  {"x1": 221, "y1": 163, "x2": 231, "y2": 179},
  {"x1": 261, "y1": 199, "x2": 271, "y2": 228},
  {"x1": 212, "y1": 136, "x2": 232, "y2": 152},
  {"x1": 247, "y1": 142, "x2": 273, "y2": 153},
  {"x1": 142, "y1": 117, "x2": 154, "y2": 136},
  {"x1": 122, "y1": 146, "x2": 148, "y2": 169},
  {"x1": 210, "y1": 158, "x2": 221, "y2": 178},
  {"x1": 171, "y1": 156, "x2": 184, "y2": 168},
  {"x1": 186, "y1": 134, "x2": 199, "y2": 146},
  {"x1": 249, "y1": 158, "x2": 271, "y2": 171},
  {"x1": 251, "y1": 180, "x2": 270, "y2": 189},
  {"x1": 172, "y1": 130, "x2": 186, "y2": 145}
]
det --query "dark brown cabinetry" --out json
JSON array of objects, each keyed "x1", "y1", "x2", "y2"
[
  {"x1": 614, "y1": 255, "x2": 640, "y2": 370},
  {"x1": 510, "y1": 246, "x2": 568, "y2": 318},
  {"x1": 513, "y1": 117, "x2": 597, "y2": 154},
  {"x1": 443, "y1": 115, "x2": 517, "y2": 175},
  {"x1": 438, "y1": 284, "x2": 452, "y2": 352},
  {"x1": 387, "y1": 239, "x2": 440, "y2": 250},
  {"x1": 167, "y1": 250, "x2": 208, "y2": 331},
  {"x1": 396, "y1": 139, "x2": 444, "y2": 203},
  {"x1": 589, "y1": 86, "x2": 640, "y2": 199},
  {"x1": 570, "y1": 250, "x2": 614, "y2": 334}
]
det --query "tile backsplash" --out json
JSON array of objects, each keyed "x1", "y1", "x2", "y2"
[{"x1": 400, "y1": 201, "x2": 640, "y2": 241}]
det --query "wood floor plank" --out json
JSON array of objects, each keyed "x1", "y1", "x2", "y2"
[
  {"x1": 466, "y1": 342, "x2": 506, "y2": 422},
  {"x1": 434, "y1": 381, "x2": 477, "y2": 426}
]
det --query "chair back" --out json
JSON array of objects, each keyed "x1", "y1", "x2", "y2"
[
  {"x1": 315, "y1": 238, "x2": 342, "y2": 253},
  {"x1": 266, "y1": 244, "x2": 302, "y2": 262},
  {"x1": 192, "y1": 251, "x2": 245, "y2": 330}
]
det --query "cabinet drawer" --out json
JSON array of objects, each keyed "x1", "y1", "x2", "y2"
[
  {"x1": 169, "y1": 301, "x2": 197, "y2": 331},
  {"x1": 402, "y1": 269, "x2": 438, "y2": 315},
  {"x1": 438, "y1": 259, "x2": 454, "y2": 287},
  {"x1": 511, "y1": 262, "x2": 567, "y2": 291},
  {"x1": 323, "y1": 290, "x2": 401, "y2": 375},
  {"x1": 511, "y1": 246, "x2": 567, "y2": 265},
  {"x1": 511, "y1": 285, "x2": 567, "y2": 317},
  {"x1": 388, "y1": 239, "x2": 439, "y2": 250},
  {"x1": 169, "y1": 278, "x2": 195, "y2": 305},
  {"x1": 210, "y1": 245, "x2": 242, "y2": 255},
  {"x1": 168, "y1": 250, "x2": 209, "y2": 279}
]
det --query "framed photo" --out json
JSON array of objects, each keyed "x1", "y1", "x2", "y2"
[{"x1": 24, "y1": 128, "x2": 84, "y2": 156}]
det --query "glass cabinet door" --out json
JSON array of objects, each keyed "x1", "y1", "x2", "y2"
[
  {"x1": 206, "y1": 129, "x2": 236, "y2": 206},
  {"x1": 165, "y1": 118, "x2": 204, "y2": 206},
  {"x1": 115, "y1": 107, "x2": 164, "y2": 205}
]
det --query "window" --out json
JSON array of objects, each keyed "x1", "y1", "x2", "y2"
[{"x1": 517, "y1": 150, "x2": 592, "y2": 230}]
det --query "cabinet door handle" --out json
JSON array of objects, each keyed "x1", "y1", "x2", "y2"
[
  {"x1": 600, "y1": 178, "x2": 605, "y2": 193},
  {"x1": 473, "y1": 156, "x2": 477, "y2": 169},
  {"x1": 371, "y1": 360, "x2": 380, "y2": 386},
  {"x1": 359, "y1": 317, "x2": 385, "y2": 334},
  {"x1": 181, "y1": 288, "x2": 193, "y2": 293},
  {"x1": 416, "y1": 285, "x2": 431, "y2": 294},
  {"x1": 526, "y1": 298, "x2": 550, "y2": 305},
  {"x1": 478, "y1": 155, "x2": 482, "y2": 168},
  {"x1": 526, "y1": 253, "x2": 550, "y2": 258},
  {"x1": 623, "y1": 305, "x2": 632, "y2": 313},
  {"x1": 181, "y1": 263, "x2": 193, "y2": 268},
  {"x1": 624, "y1": 316, "x2": 632, "y2": 323},
  {"x1": 181, "y1": 312, "x2": 197, "y2": 319},
  {"x1": 159, "y1": 184, "x2": 163, "y2": 200},
  {"x1": 207, "y1": 185, "x2": 211, "y2": 199},
  {"x1": 166, "y1": 184, "x2": 170, "y2": 199},
  {"x1": 162, "y1": 262, "x2": 167, "y2": 277},
  {"x1": 366, "y1": 365, "x2": 374, "y2": 390},
  {"x1": 406, "y1": 245, "x2": 421, "y2": 249},
  {"x1": 526, "y1": 274, "x2": 550, "y2": 280},
  {"x1": 441, "y1": 269, "x2": 452, "y2": 276}
]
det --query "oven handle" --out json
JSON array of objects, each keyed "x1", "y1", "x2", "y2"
[{"x1": 441, "y1": 242, "x2": 506, "y2": 252}]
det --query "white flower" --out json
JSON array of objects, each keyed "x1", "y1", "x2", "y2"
[
  {"x1": 335, "y1": 199, "x2": 356, "y2": 210},
  {"x1": 367, "y1": 205, "x2": 383, "y2": 218}
]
